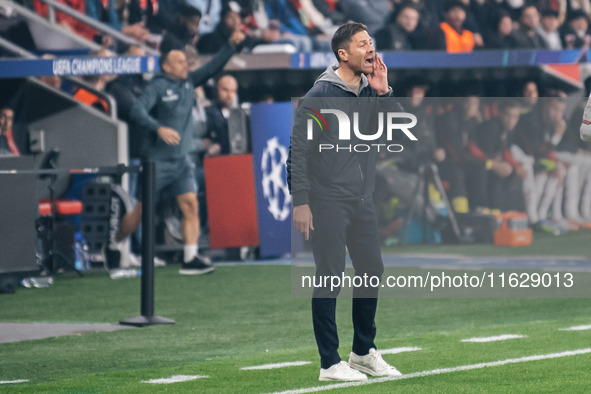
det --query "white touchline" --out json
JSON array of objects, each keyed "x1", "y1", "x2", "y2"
[
  {"x1": 0, "y1": 380, "x2": 28, "y2": 384},
  {"x1": 266, "y1": 348, "x2": 591, "y2": 394},
  {"x1": 142, "y1": 375, "x2": 208, "y2": 384},
  {"x1": 241, "y1": 361, "x2": 312, "y2": 370},
  {"x1": 461, "y1": 334, "x2": 526, "y2": 343},
  {"x1": 559, "y1": 325, "x2": 591, "y2": 331},
  {"x1": 379, "y1": 347, "x2": 422, "y2": 355}
]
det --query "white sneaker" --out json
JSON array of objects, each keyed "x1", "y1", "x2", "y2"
[
  {"x1": 348, "y1": 348, "x2": 402, "y2": 377},
  {"x1": 127, "y1": 253, "x2": 142, "y2": 267},
  {"x1": 128, "y1": 254, "x2": 167, "y2": 267},
  {"x1": 318, "y1": 361, "x2": 368, "y2": 382}
]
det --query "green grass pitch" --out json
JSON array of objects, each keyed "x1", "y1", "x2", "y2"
[{"x1": 0, "y1": 231, "x2": 590, "y2": 393}]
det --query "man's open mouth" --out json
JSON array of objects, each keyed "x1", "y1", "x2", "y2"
[{"x1": 365, "y1": 57, "x2": 374, "y2": 66}]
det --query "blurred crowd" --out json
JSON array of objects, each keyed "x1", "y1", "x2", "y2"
[
  {"x1": 5, "y1": 0, "x2": 591, "y2": 249},
  {"x1": 16, "y1": 0, "x2": 591, "y2": 54},
  {"x1": 375, "y1": 77, "x2": 591, "y2": 242}
]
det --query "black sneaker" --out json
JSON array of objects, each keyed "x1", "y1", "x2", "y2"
[{"x1": 179, "y1": 255, "x2": 215, "y2": 275}]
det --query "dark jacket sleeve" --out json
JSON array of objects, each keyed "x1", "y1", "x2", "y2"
[
  {"x1": 129, "y1": 81, "x2": 161, "y2": 135},
  {"x1": 287, "y1": 94, "x2": 323, "y2": 206},
  {"x1": 107, "y1": 82, "x2": 135, "y2": 122},
  {"x1": 189, "y1": 44, "x2": 236, "y2": 87}
]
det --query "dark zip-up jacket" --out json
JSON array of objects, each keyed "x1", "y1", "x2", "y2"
[
  {"x1": 287, "y1": 64, "x2": 402, "y2": 206},
  {"x1": 130, "y1": 44, "x2": 235, "y2": 160}
]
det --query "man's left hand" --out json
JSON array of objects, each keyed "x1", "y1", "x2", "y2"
[{"x1": 367, "y1": 53, "x2": 389, "y2": 95}]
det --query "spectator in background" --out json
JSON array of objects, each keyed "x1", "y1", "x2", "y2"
[
  {"x1": 519, "y1": 79, "x2": 539, "y2": 114},
  {"x1": 39, "y1": 54, "x2": 63, "y2": 90},
  {"x1": 85, "y1": 0, "x2": 150, "y2": 45},
  {"x1": 514, "y1": 5, "x2": 548, "y2": 48},
  {"x1": 485, "y1": 10, "x2": 519, "y2": 49},
  {"x1": 465, "y1": 100, "x2": 526, "y2": 213},
  {"x1": 160, "y1": 3, "x2": 202, "y2": 52},
  {"x1": 515, "y1": 95, "x2": 565, "y2": 229},
  {"x1": 375, "y1": 3, "x2": 421, "y2": 50},
  {"x1": 428, "y1": 1, "x2": 479, "y2": 52},
  {"x1": 0, "y1": 107, "x2": 18, "y2": 156},
  {"x1": 436, "y1": 95, "x2": 484, "y2": 213},
  {"x1": 203, "y1": 74, "x2": 239, "y2": 156},
  {"x1": 187, "y1": 0, "x2": 223, "y2": 35},
  {"x1": 115, "y1": 31, "x2": 245, "y2": 275},
  {"x1": 537, "y1": 9, "x2": 562, "y2": 49},
  {"x1": 538, "y1": 89, "x2": 588, "y2": 229},
  {"x1": 74, "y1": 75, "x2": 110, "y2": 113},
  {"x1": 393, "y1": 0, "x2": 437, "y2": 48},
  {"x1": 198, "y1": 2, "x2": 259, "y2": 54},
  {"x1": 560, "y1": 10, "x2": 591, "y2": 49},
  {"x1": 73, "y1": 49, "x2": 113, "y2": 114}
]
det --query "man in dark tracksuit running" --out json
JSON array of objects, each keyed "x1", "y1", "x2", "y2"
[
  {"x1": 115, "y1": 31, "x2": 244, "y2": 275},
  {"x1": 287, "y1": 22, "x2": 403, "y2": 382}
]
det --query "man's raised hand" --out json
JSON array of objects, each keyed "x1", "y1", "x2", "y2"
[{"x1": 367, "y1": 53, "x2": 389, "y2": 95}]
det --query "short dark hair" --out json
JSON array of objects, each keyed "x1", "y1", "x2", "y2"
[
  {"x1": 159, "y1": 50, "x2": 173, "y2": 70},
  {"x1": 179, "y1": 3, "x2": 202, "y2": 19},
  {"x1": 388, "y1": 3, "x2": 420, "y2": 23},
  {"x1": 444, "y1": 1, "x2": 466, "y2": 13},
  {"x1": 400, "y1": 74, "x2": 429, "y2": 95},
  {"x1": 540, "y1": 9, "x2": 559, "y2": 18},
  {"x1": 331, "y1": 22, "x2": 368, "y2": 62}
]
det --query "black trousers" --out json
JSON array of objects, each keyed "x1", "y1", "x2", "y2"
[
  {"x1": 465, "y1": 168, "x2": 526, "y2": 212},
  {"x1": 309, "y1": 197, "x2": 385, "y2": 369}
]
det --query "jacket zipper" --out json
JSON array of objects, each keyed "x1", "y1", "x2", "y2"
[{"x1": 358, "y1": 160, "x2": 364, "y2": 202}]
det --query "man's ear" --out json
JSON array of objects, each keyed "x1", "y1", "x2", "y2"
[
  {"x1": 338, "y1": 48, "x2": 348, "y2": 62},
  {"x1": 161, "y1": 62, "x2": 170, "y2": 74}
]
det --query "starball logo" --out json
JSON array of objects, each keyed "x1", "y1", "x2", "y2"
[{"x1": 305, "y1": 108, "x2": 418, "y2": 152}]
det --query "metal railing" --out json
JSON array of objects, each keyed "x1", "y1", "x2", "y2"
[
  {"x1": 0, "y1": 35, "x2": 118, "y2": 120},
  {"x1": 0, "y1": 0, "x2": 102, "y2": 51},
  {"x1": 38, "y1": 0, "x2": 159, "y2": 56}
]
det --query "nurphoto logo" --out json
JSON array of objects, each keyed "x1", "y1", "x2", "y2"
[{"x1": 304, "y1": 108, "x2": 418, "y2": 152}]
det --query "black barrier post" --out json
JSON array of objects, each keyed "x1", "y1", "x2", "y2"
[{"x1": 120, "y1": 160, "x2": 175, "y2": 327}]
